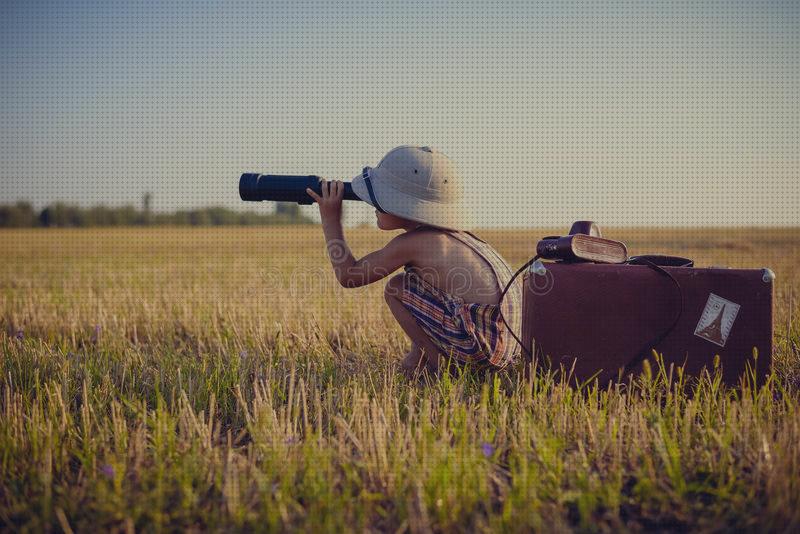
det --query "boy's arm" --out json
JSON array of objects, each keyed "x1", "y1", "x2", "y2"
[
  {"x1": 307, "y1": 180, "x2": 413, "y2": 287},
  {"x1": 322, "y1": 225, "x2": 412, "y2": 287}
]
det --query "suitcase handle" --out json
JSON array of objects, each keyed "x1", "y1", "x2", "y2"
[
  {"x1": 569, "y1": 221, "x2": 602, "y2": 237},
  {"x1": 628, "y1": 255, "x2": 694, "y2": 267}
]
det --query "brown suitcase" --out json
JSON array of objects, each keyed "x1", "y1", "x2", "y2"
[{"x1": 521, "y1": 261, "x2": 774, "y2": 386}]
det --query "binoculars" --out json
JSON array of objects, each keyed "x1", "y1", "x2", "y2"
[{"x1": 239, "y1": 173, "x2": 361, "y2": 205}]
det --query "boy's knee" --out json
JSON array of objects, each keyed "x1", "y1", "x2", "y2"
[{"x1": 384, "y1": 273, "x2": 406, "y2": 302}]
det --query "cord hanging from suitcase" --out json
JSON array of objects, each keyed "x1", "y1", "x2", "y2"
[
  {"x1": 620, "y1": 257, "x2": 685, "y2": 375},
  {"x1": 497, "y1": 255, "x2": 540, "y2": 361}
]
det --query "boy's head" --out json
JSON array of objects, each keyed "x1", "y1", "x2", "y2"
[{"x1": 351, "y1": 146, "x2": 467, "y2": 231}]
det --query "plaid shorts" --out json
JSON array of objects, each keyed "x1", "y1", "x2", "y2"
[{"x1": 399, "y1": 268, "x2": 520, "y2": 369}]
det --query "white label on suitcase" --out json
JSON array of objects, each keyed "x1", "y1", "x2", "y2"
[{"x1": 694, "y1": 293, "x2": 741, "y2": 347}]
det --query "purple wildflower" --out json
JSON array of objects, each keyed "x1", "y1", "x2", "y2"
[
  {"x1": 481, "y1": 442, "x2": 495, "y2": 458},
  {"x1": 100, "y1": 464, "x2": 115, "y2": 479},
  {"x1": 285, "y1": 436, "x2": 298, "y2": 445},
  {"x1": 91, "y1": 324, "x2": 101, "y2": 344},
  {"x1": 14, "y1": 329, "x2": 23, "y2": 341}
]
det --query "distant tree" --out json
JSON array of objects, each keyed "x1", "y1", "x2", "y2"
[
  {"x1": 2, "y1": 201, "x2": 314, "y2": 227},
  {"x1": 39, "y1": 203, "x2": 84, "y2": 227},
  {"x1": 275, "y1": 202, "x2": 301, "y2": 220},
  {"x1": 188, "y1": 210, "x2": 210, "y2": 226},
  {"x1": 142, "y1": 193, "x2": 153, "y2": 225},
  {"x1": 38, "y1": 206, "x2": 51, "y2": 227},
  {"x1": 0, "y1": 202, "x2": 36, "y2": 227}
]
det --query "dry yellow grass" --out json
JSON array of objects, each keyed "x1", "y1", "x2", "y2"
[{"x1": 1, "y1": 226, "x2": 799, "y2": 531}]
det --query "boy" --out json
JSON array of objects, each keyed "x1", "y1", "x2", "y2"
[{"x1": 306, "y1": 145, "x2": 522, "y2": 377}]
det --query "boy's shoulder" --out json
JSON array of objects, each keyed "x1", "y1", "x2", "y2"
[
  {"x1": 389, "y1": 226, "x2": 449, "y2": 248},
  {"x1": 383, "y1": 227, "x2": 449, "y2": 263}
]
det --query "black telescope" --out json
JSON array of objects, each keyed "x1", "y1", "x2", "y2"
[{"x1": 239, "y1": 173, "x2": 361, "y2": 205}]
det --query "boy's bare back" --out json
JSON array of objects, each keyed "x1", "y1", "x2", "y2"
[{"x1": 398, "y1": 228, "x2": 502, "y2": 305}]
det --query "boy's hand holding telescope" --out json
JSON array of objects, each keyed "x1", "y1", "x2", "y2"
[{"x1": 305, "y1": 179, "x2": 344, "y2": 227}]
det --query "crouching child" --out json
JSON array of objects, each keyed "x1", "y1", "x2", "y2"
[{"x1": 306, "y1": 145, "x2": 522, "y2": 377}]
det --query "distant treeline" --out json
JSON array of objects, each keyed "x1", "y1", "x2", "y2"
[{"x1": 0, "y1": 201, "x2": 313, "y2": 227}]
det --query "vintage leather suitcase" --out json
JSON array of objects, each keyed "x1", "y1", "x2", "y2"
[{"x1": 521, "y1": 262, "x2": 774, "y2": 386}]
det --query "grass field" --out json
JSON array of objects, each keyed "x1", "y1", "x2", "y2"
[{"x1": 1, "y1": 226, "x2": 799, "y2": 532}]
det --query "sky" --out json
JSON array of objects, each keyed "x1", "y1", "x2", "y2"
[{"x1": 1, "y1": 0, "x2": 798, "y2": 227}]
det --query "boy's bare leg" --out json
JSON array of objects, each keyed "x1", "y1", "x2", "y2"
[{"x1": 384, "y1": 275, "x2": 446, "y2": 376}]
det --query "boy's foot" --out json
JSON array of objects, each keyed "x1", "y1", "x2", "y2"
[{"x1": 400, "y1": 345, "x2": 426, "y2": 379}]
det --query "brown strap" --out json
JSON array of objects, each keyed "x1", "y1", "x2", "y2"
[{"x1": 463, "y1": 230, "x2": 488, "y2": 244}]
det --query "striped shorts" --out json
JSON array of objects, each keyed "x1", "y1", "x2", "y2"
[{"x1": 399, "y1": 270, "x2": 516, "y2": 369}]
